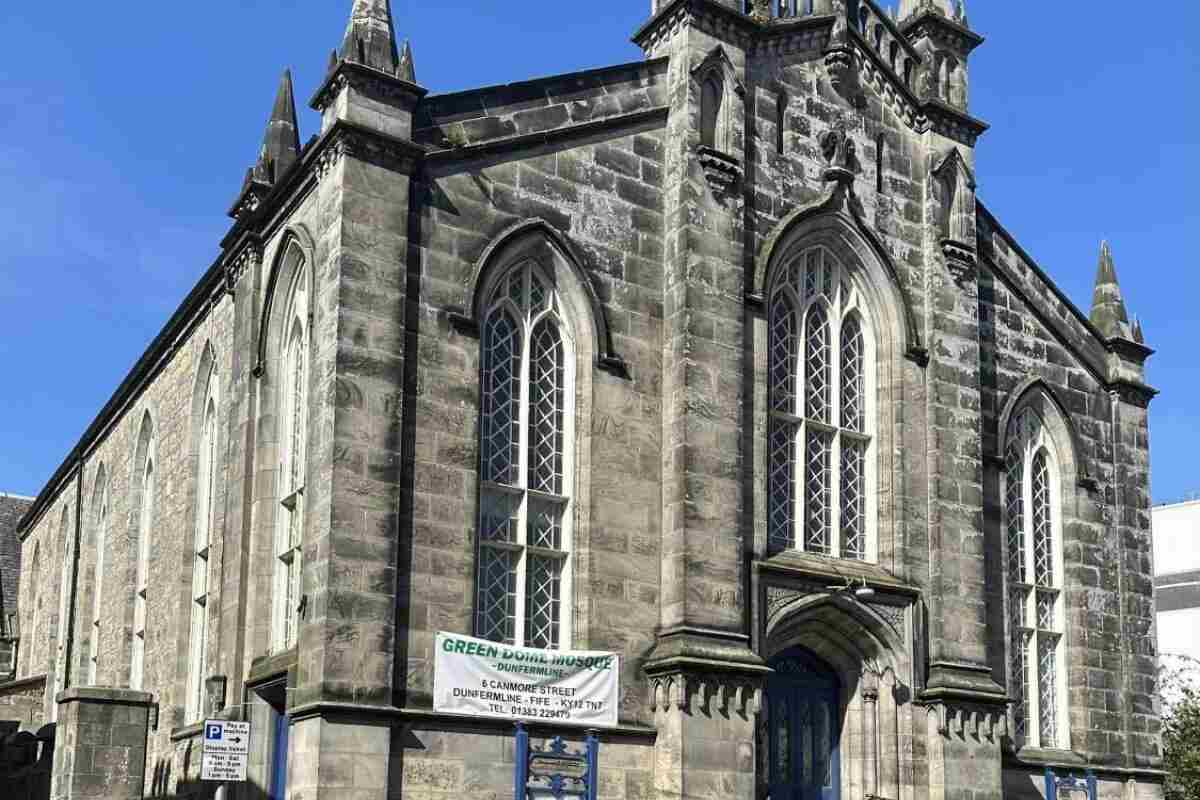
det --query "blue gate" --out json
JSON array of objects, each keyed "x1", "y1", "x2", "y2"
[
  {"x1": 514, "y1": 723, "x2": 599, "y2": 800},
  {"x1": 1044, "y1": 767, "x2": 1096, "y2": 800}
]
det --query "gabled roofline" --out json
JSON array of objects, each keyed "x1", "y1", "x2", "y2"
[
  {"x1": 977, "y1": 200, "x2": 1110, "y2": 351},
  {"x1": 17, "y1": 256, "x2": 227, "y2": 535}
]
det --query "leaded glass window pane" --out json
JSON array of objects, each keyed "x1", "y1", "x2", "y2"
[
  {"x1": 805, "y1": 429, "x2": 833, "y2": 555},
  {"x1": 1038, "y1": 634, "x2": 1060, "y2": 744},
  {"x1": 1005, "y1": 434, "x2": 1025, "y2": 581},
  {"x1": 481, "y1": 311, "x2": 521, "y2": 486},
  {"x1": 475, "y1": 261, "x2": 573, "y2": 650},
  {"x1": 805, "y1": 307, "x2": 831, "y2": 423},
  {"x1": 476, "y1": 547, "x2": 517, "y2": 644},
  {"x1": 528, "y1": 321, "x2": 564, "y2": 495},
  {"x1": 528, "y1": 497, "x2": 562, "y2": 550},
  {"x1": 1013, "y1": 630, "x2": 1030, "y2": 740},
  {"x1": 524, "y1": 555, "x2": 562, "y2": 650},
  {"x1": 770, "y1": 297, "x2": 798, "y2": 413},
  {"x1": 1032, "y1": 450, "x2": 1053, "y2": 587},
  {"x1": 841, "y1": 315, "x2": 865, "y2": 432},
  {"x1": 769, "y1": 421, "x2": 797, "y2": 551},
  {"x1": 841, "y1": 438, "x2": 866, "y2": 560}
]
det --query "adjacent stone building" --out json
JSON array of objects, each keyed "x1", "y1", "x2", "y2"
[
  {"x1": 2, "y1": 1, "x2": 1166, "y2": 799},
  {"x1": 1, "y1": 493, "x2": 33, "y2": 680}
]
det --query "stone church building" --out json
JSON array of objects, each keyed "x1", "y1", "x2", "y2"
[{"x1": 2, "y1": 1, "x2": 1165, "y2": 798}]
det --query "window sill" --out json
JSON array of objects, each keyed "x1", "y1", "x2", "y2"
[{"x1": 1008, "y1": 746, "x2": 1086, "y2": 768}]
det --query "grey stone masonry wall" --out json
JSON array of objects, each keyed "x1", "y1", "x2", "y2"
[{"x1": 52, "y1": 687, "x2": 153, "y2": 800}]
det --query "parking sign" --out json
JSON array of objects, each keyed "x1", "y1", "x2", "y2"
[{"x1": 201, "y1": 720, "x2": 251, "y2": 782}]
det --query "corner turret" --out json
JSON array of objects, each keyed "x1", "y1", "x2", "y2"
[
  {"x1": 899, "y1": 0, "x2": 983, "y2": 113},
  {"x1": 229, "y1": 70, "x2": 302, "y2": 219},
  {"x1": 1090, "y1": 240, "x2": 1133, "y2": 340},
  {"x1": 1090, "y1": 240, "x2": 1154, "y2": 389}
]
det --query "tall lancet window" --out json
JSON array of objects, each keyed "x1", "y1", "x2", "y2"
[
  {"x1": 1005, "y1": 409, "x2": 1068, "y2": 750},
  {"x1": 768, "y1": 247, "x2": 874, "y2": 561},
  {"x1": 475, "y1": 261, "x2": 574, "y2": 649},
  {"x1": 274, "y1": 270, "x2": 309, "y2": 653},
  {"x1": 87, "y1": 469, "x2": 109, "y2": 685},
  {"x1": 26, "y1": 544, "x2": 41, "y2": 675},
  {"x1": 188, "y1": 371, "x2": 219, "y2": 720},
  {"x1": 131, "y1": 453, "x2": 154, "y2": 690}
]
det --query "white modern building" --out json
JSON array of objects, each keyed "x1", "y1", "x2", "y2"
[{"x1": 1153, "y1": 497, "x2": 1200, "y2": 664}]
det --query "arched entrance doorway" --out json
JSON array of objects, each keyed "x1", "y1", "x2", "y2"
[{"x1": 761, "y1": 647, "x2": 841, "y2": 800}]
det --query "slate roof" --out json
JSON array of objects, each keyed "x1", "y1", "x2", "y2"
[{"x1": 0, "y1": 494, "x2": 33, "y2": 636}]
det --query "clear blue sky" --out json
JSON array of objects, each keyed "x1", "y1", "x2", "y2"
[{"x1": 0, "y1": 2, "x2": 1196, "y2": 504}]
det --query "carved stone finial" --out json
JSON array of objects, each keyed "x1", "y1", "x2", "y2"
[{"x1": 750, "y1": 0, "x2": 772, "y2": 23}]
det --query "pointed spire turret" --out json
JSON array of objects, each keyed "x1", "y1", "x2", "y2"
[
  {"x1": 398, "y1": 39, "x2": 416, "y2": 84},
  {"x1": 1090, "y1": 241, "x2": 1134, "y2": 340},
  {"x1": 229, "y1": 70, "x2": 302, "y2": 219},
  {"x1": 254, "y1": 69, "x2": 301, "y2": 185},
  {"x1": 1133, "y1": 317, "x2": 1145, "y2": 345},
  {"x1": 339, "y1": 0, "x2": 401, "y2": 76}
]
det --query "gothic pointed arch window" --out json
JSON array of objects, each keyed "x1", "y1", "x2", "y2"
[
  {"x1": 274, "y1": 265, "x2": 309, "y2": 653},
  {"x1": 1004, "y1": 408, "x2": 1069, "y2": 750},
  {"x1": 52, "y1": 505, "x2": 72, "y2": 717},
  {"x1": 130, "y1": 417, "x2": 155, "y2": 691},
  {"x1": 768, "y1": 246, "x2": 875, "y2": 561},
  {"x1": 87, "y1": 467, "x2": 110, "y2": 685},
  {"x1": 475, "y1": 260, "x2": 575, "y2": 649},
  {"x1": 25, "y1": 543, "x2": 41, "y2": 675},
  {"x1": 187, "y1": 363, "x2": 219, "y2": 720}
]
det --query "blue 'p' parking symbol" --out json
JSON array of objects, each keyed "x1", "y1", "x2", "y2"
[{"x1": 206, "y1": 724, "x2": 223, "y2": 741}]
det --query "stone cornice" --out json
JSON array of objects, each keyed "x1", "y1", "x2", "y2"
[
  {"x1": 632, "y1": 0, "x2": 759, "y2": 52},
  {"x1": 1109, "y1": 378, "x2": 1159, "y2": 408},
  {"x1": 899, "y1": 8, "x2": 985, "y2": 53},
  {"x1": 309, "y1": 59, "x2": 427, "y2": 114}
]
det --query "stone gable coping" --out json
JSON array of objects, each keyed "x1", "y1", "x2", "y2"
[
  {"x1": 423, "y1": 106, "x2": 668, "y2": 165},
  {"x1": 978, "y1": 201, "x2": 1158, "y2": 399}
]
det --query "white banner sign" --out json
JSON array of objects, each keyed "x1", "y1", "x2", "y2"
[
  {"x1": 201, "y1": 720, "x2": 250, "y2": 782},
  {"x1": 434, "y1": 632, "x2": 619, "y2": 728}
]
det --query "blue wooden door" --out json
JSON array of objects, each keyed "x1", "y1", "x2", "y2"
[
  {"x1": 268, "y1": 712, "x2": 289, "y2": 800},
  {"x1": 764, "y1": 649, "x2": 841, "y2": 800}
]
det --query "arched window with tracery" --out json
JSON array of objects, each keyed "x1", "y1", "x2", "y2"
[
  {"x1": 187, "y1": 367, "x2": 219, "y2": 720},
  {"x1": 768, "y1": 246, "x2": 874, "y2": 561},
  {"x1": 131, "y1": 447, "x2": 154, "y2": 690},
  {"x1": 475, "y1": 260, "x2": 575, "y2": 649},
  {"x1": 87, "y1": 468, "x2": 109, "y2": 685},
  {"x1": 274, "y1": 267, "x2": 309, "y2": 653},
  {"x1": 1005, "y1": 409, "x2": 1068, "y2": 750}
]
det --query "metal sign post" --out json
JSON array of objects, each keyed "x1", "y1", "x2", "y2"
[
  {"x1": 201, "y1": 720, "x2": 251, "y2": 783},
  {"x1": 514, "y1": 723, "x2": 599, "y2": 800}
]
